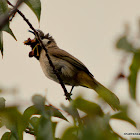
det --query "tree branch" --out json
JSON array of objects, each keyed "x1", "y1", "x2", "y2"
[
  {"x1": 25, "y1": 129, "x2": 35, "y2": 135},
  {"x1": 0, "y1": 0, "x2": 23, "y2": 30},
  {"x1": 7, "y1": 0, "x2": 71, "y2": 101}
]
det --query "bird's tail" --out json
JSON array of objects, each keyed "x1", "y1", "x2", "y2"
[{"x1": 78, "y1": 72, "x2": 120, "y2": 110}]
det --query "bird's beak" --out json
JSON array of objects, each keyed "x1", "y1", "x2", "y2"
[{"x1": 28, "y1": 30, "x2": 35, "y2": 35}]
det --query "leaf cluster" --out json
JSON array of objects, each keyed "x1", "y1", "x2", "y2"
[
  {"x1": 116, "y1": 25, "x2": 140, "y2": 100},
  {"x1": 0, "y1": 95, "x2": 137, "y2": 140},
  {"x1": 0, "y1": 0, "x2": 41, "y2": 56}
]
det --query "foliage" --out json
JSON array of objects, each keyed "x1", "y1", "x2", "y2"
[
  {"x1": 24, "y1": 0, "x2": 41, "y2": 21},
  {"x1": 0, "y1": 0, "x2": 41, "y2": 56},
  {"x1": 116, "y1": 29, "x2": 140, "y2": 100},
  {"x1": 0, "y1": 0, "x2": 140, "y2": 140},
  {"x1": 0, "y1": 95, "x2": 137, "y2": 140},
  {"x1": 0, "y1": 0, "x2": 16, "y2": 56}
]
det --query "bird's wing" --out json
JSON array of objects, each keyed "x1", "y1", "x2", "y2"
[{"x1": 49, "y1": 48, "x2": 94, "y2": 77}]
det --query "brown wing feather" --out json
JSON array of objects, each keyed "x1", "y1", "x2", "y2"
[{"x1": 48, "y1": 48, "x2": 94, "y2": 77}]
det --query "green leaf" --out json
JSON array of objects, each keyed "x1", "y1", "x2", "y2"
[
  {"x1": 0, "y1": 97, "x2": 5, "y2": 109},
  {"x1": 73, "y1": 97, "x2": 104, "y2": 117},
  {"x1": 111, "y1": 111, "x2": 136, "y2": 127},
  {"x1": 61, "y1": 127, "x2": 79, "y2": 140},
  {"x1": 0, "y1": 0, "x2": 8, "y2": 14},
  {"x1": 116, "y1": 36, "x2": 135, "y2": 52},
  {"x1": 30, "y1": 117, "x2": 40, "y2": 129},
  {"x1": 1, "y1": 132, "x2": 10, "y2": 140},
  {"x1": 128, "y1": 52, "x2": 140, "y2": 99},
  {"x1": 81, "y1": 115, "x2": 119, "y2": 140},
  {"x1": 1, "y1": 132, "x2": 16, "y2": 140},
  {"x1": 61, "y1": 104, "x2": 82, "y2": 125},
  {"x1": 2, "y1": 23, "x2": 16, "y2": 40},
  {"x1": 0, "y1": 107, "x2": 27, "y2": 140},
  {"x1": 30, "y1": 95, "x2": 67, "y2": 121},
  {"x1": 62, "y1": 115, "x2": 119, "y2": 140},
  {"x1": 29, "y1": 116, "x2": 40, "y2": 135},
  {"x1": 0, "y1": 32, "x2": 3, "y2": 56},
  {"x1": 0, "y1": 0, "x2": 5, "y2": 56},
  {"x1": 49, "y1": 106, "x2": 68, "y2": 121},
  {"x1": 36, "y1": 116, "x2": 54, "y2": 140},
  {"x1": 32, "y1": 94, "x2": 46, "y2": 112},
  {"x1": 0, "y1": 27, "x2": 16, "y2": 56},
  {"x1": 0, "y1": 0, "x2": 16, "y2": 39},
  {"x1": 23, "y1": 106, "x2": 39, "y2": 121},
  {"x1": 29, "y1": 117, "x2": 58, "y2": 139},
  {"x1": 24, "y1": 0, "x2": 41, "y2": 21},
  {"x1": 52, "y1": 122, "x2": 57, "y2": 138},
  {"x1": 0, "y1": 0, "x2": 16, "y2": 56},
  {"x1": 23, "y1": 105, "x2": 68, "y2": 122}
]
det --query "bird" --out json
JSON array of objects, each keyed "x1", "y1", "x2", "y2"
[{"x1": 25, "y1": 30, "x2": 120, "y2": 110}]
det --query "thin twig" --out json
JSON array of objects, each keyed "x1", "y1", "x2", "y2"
[
  {"x1": 25, "y1": 129, "x2": 35, "y2": 135},
  {"x1": 7, "y1": 1, "x2": 71, "y2": 101},
  {"x1": 0, "y1": 0, "x2": 23, "y2": 30}
]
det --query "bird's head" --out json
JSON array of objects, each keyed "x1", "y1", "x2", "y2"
[
  {"x1": 28, "y1": 29, "x2": 45, "y2": 39},
  {"x1": 24, "y1": 29, "x2": 56, "y2": 60}
]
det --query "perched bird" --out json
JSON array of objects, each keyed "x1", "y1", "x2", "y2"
[{"x1": 26, "y1": 30, "x2": 120, "y2": 110}]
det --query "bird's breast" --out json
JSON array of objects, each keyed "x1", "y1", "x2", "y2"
[
  {"x1": 39, "y1": 50, "x2": 78, "y2": 86},
  {"x1": 39, "y1": 50, "x2": 57, "y2": 82}
]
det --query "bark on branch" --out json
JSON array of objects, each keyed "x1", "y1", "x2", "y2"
[{"x1": 0, "y1": 0, "x2": 23, "y2": 30}]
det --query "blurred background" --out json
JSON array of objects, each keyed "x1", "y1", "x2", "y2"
[{"x1": 0, "y1": 0, "x2": 140, "y2": 139}]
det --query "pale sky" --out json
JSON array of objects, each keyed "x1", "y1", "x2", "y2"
[{"x1": 0, "y1": 0, "x2": 140, "y2": 139}]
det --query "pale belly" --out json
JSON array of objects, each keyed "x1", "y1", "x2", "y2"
[{"x1": 39, "y1": 50, "x2": 78, "y2": 86}]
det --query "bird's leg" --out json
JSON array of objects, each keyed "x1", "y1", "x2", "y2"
[{"x1": 69, "y1": 86, "x2": 74, "y2": 95}]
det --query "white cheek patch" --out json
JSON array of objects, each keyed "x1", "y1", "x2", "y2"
[{"x1": 42, "y1": 39, "x2": 50, "y2": 46}]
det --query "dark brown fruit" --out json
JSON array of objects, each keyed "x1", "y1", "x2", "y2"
[
  {"x1": 24, "y1": 38, "x2": 32, "y2": 45},
  {"x1": 29, "y1": 51, "x2": 34, "y2": 57}
]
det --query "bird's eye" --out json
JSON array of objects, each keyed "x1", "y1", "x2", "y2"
[{"x1": 48, "y1": 41, "x2": 51, "y2": 44}]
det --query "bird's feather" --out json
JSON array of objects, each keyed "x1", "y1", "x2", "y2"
[{"x1": 48, "y1": 48, "x2": 94, "y2": 78}]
